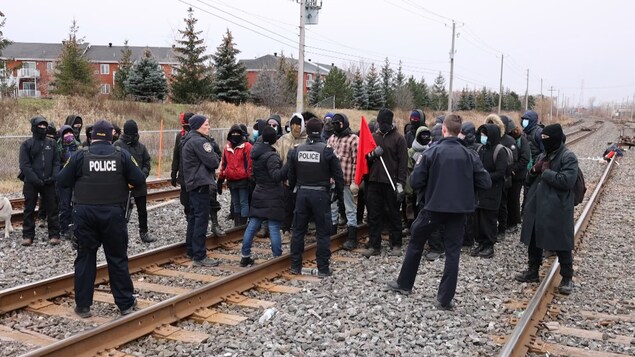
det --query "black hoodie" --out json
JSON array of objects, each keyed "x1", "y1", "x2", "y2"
[
  {"x1": 65, "y1": 115, "x2": 83, "y2": 141},
  {"x1": 476, "y1": 124, "x2": 506, "y2": 210},
  {"x1": 19, "y1": 116, "x2": 61, "y2": 185}
]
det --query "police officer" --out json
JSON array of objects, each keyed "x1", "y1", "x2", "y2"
[
  {"x1": 287, "y1": 118, "x2": 344, "y2": 277},
  {"x1": 57, "y1": 120, "x2": 146, "y2": 318},
  {"x1": 180, "y1": 115, "x2": 221, "y2": 267}
]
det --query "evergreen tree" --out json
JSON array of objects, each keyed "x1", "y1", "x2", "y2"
[
  {"x1": 211, "y1": 29, "x2": 249, "y2": 104},
  {"x1": 528, "y1": 95, "x2": 536, "y2": 109},
  {"x1": 457, "y1": 88, "x2": 470, "y2": 111},
  {"x1": 0, "y1": 11, "x2": 15, "y2": 98},
  {"x1": 366, "y1": 64, "x2": 383, "y2": 110},
  {"x1": 430, "y1": 72, "x2": 448, "y2": 111},
  {"x1": 379, "y1": 57, "x2": 393, "y2": 108},
  {"x1": 407, "y1": 76, "x2": 429, "y2": 109},
  {"x1": 475, "y1": 87, "x2": 491, "y2": 112},
  {"x1": 308, "y1": 73, "x2": 323, "y2": 106},
  {"x1": 125, "y1": 49, "x2": 168, "y2": 102},
  {"x1": 394, "y1": 61, "x2": 405, "y2": 88},
  {"x1": 467, "y1": 90, "x2": 476, "y2": 110},
  {"x1": 113, "y1": 40, "x2": 133, "y2": 99},
  {"x1": 51, "y1": 20, "x2": 98, "y2": 97},
  {"x1": 351, "y1": 68, "x2": 368, "y2": 109},
  {"x1": 171, "y1": 7, "x2": 214, "y2": 104},
  {"x1": 321, "y1": 67, "x2": 351, "y2": 108}
]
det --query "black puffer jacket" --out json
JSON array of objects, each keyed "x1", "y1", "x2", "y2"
[
  {"x1": 475, "y1": 124, "x2": 507, "y2": 210},
  {"x1": 249, "y1": 141, "x2": 288, "y2": 221},
  {"x1": 19, "y1": 116, "x2": 61, "y2": 186},
  {"x1": 114, "y1": 133, "x2": 151, "y2": 197}
]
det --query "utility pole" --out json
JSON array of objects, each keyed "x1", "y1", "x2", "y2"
[
  {"x1": 524, "y1": 69, "x2": 529, "y2": 111},
  {"x1": 498, "y1": 54, "x2": 504, "y2": 114},
  {"x1": 447, "y1": 20, "x2": 456, "y2": 113},
  {"x1": 548, "y1": 86, "x2": 555, "y2": 122},
  {"x1": 631, "y1": 94, "x2": 634, "y2": 121},
  {"x1": 296, "y1": 0, "x2": 306, "y2": 113},
  {"x1": 556, "y1": 90, "x2": 560, "y2": 119}
]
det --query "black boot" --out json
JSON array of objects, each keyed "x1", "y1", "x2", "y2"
[
  {"x1": 331, "y1": 224, "x2": 338, "y2": 236},
  {"x1": 239, "y1": 216, "x2": 248, "y2": 226},
  {"x1": 515, "y1": 266, "x2": 540, "y2": 283},
  {"x1": 210, "y1": 211, "x2": 226, "y2": 237},
  {"x1": 343, "y1": 226, "x2": 358, "y2": 250},
  {"x1": 233, "y1": 213, "x2": 241, "y2": 227}
]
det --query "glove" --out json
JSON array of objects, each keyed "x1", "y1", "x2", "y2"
[
  {"x1": 35, "y1": 179, "x2": 45, "y2": 188},
  {"x1": 530, "y1": 160, "x2": 544, "y2": 175},
  {"x1": 350, "y1": 182, "x2": 359, "y2": 195},
  {"x1": 217, "y1": 182, "x2": 223, "y2": 195},
  {"x1": 395, "y1": 183, "x2": 405, "y2": 203},
  {"x1": 541, "y1": 160, "x2": 550, "y2": 172},
  {"x1": 366, "y1": 146, "x2": 384, "y2": 161},
  {"x1": 170, "y1": 171, "x2": 178, "y2": 187},
  {"x1": 43, "y1": 177, "x2": 54, "y2": 185}
]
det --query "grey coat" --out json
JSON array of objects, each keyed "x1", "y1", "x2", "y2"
[{"x1": 520, "y1": 145, "x2": 578, "y2": 251}]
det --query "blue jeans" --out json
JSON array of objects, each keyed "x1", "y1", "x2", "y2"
[
  {"x1": 230, "y1": 187, "x2": 250, "y2": 218},
  {"x1": 331, "y1": 186, "x2": 357, "y2": 226},
  {"x1": 241, "y1": 217, "x2": 282, "y2": 257}
]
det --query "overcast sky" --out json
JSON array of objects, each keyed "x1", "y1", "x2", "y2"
[{"x1": 3, "y1": 0, "x2": 635, "y2": 106}]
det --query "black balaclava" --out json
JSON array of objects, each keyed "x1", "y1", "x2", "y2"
[
  {"x1": 228, "y1": 125, "x2": 244, "y2": 146},
  {"x1": 377, "y1": 108, "x2": 394, "y2": 134},
  {"x1": 409, "y1": 110, "x2": 423, "y2": 132},
  {"x1": 31, "y1": 116, "x2": 48, "y2": 140},
  {"x1": 113, "y1": 123, "x2": 122, "y2": 142},
  {"x1": 416, "y1": 129, "x2": 431, "y2": 146},
  {"x1": 332, "y1": 113, "x2": 350, "y2": 135},
  {"x1": 541, "y1": 123, "x2": 564, "y2": 154}
]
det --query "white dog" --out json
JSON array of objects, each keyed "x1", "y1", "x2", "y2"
[{"x1": 0, "y1": 197, "x2": 14, "y2": 238}]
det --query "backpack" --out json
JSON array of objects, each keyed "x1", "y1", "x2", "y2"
[
  {"x1": 573, "y1": 168, "x2": 586, "y2": 206},
  {"x1": 494, "y1": 144, "x2": 514, "y2": 188}
]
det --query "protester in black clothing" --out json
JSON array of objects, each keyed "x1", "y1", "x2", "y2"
[
  {"x1": 114, "y1": 120, "x2": 156, "y2": 243},
  {"x1": 82, "y1": 125, "x2": 93, "y2": 147},
  {"x1": 112, "y1": 123, "x2": 122, "y2": 143},
  {"x1": 458, "y1": 121, "x2": 480, "y2": 247},
  {"x1": 65, "y1": 115, "x2": 83, "y2": 142},
  {"x1": 386, "y1": 114, "x2": 491, "y2": 310},
  {"x1": 405, "y1": 109, "x2": 425, "y2": 148},
  {"x1": 57, "y1": 119, "x2": 145, "y2": 318},
  {"x1": 19, "y1": 116, "x2": 61, "y2": 246}
]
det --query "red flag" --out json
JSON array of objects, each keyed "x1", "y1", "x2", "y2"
[{"x1": 355, "y1": 116, "x2": 377, "y2": 185}]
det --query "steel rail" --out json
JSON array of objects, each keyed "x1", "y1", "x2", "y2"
[
  {"x1": 498, "y1": 157, "x2": 616, "y2": 356},
  {"x1": 0, "y1": 226, "x2": 245, "y2": 313},
  {"x1": 22, "y1": 228, "x2": 356, "y2": 357}
]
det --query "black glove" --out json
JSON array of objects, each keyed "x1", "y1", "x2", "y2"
[
  {"x1": 170, "y1": 171, "x2": 178, "y2": 187},
  {"x1": 366, "y1": 146, "x2": 384, "y2": 162},
  {"x1": 43, "y1": 177, "x2": 55, "y2": 185},
  {"x1": 217, "y1": 179, "x2": 224, "y2": 195},
  {"x1": 35, "y1": 179, "x2": 45, "y2": 187}
]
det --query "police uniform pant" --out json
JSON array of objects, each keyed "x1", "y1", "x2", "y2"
[
  {"x1": 507, "y1": 179, "x2": 523, "y2": 227},
  {"x1": 22, "y1": 182, "x2": 60, "y2": 239},
  {"x1": 397, "y1": 210, "x2": 466, "y2": 305},
  {"x1": 58, "y1": 186, "x2": 73, "y2": 233},
  {"x1": 366, "y1": 182, "x2": 402, "y2": 249},
  {"x1": 428, "y1": 225, "x2": 445, "y2": 253},
  {"x1": 463, "y1": 212, "x2": 476, "y2": 246},
  {"x1": 475, "y1": 208, "x2": 498, "y2": 248},
  {"x1": 186, "y1": 186, "x2": 210, "y2": 261},
  {"x1": 290, "y1": 188, "x2": 332, "y2": 272},
  {"x1": 497, "y1": 186, "x2": 509, "y2": 232},
  {"x1": 179, "y1": 185, "x2": 191, "y2": 216},
  {"x1": 133, "y1": 196, "x2": 148, "y2": 233},
  {"x1": 527, "y1": 228, "x2": 573, "y2": 279},
  {"x1": 73, "y1": 204, "x2": 135, "y2": 311}
]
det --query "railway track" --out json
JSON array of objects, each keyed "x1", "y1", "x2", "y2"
[{"x1": 0, "y1": 222, "x2": 366, "y2": 356}]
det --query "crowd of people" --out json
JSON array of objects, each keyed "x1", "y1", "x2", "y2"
[{"x1": 16, "y1": 106, "x2": 580, "y2": 316}]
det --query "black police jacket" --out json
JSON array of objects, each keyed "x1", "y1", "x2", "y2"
[
  {"x1": 180, "y1": 131, "x2": 220, "y2": 192},
  {"x1": 114, "y1": 134, "x2": 151, "y2": 197}
]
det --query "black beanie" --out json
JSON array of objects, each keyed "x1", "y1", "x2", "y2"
[
  {"x1": 305, "y1": 118, "x2": 323, "y2": 137},
  {"x1": 262, "y1": 126, "x2": 277, "y2": 145},
  {"x1": 541, "y1": 123, "x2": 564, "y2": 153},
  {"x1": 377, "y1": 108, "x2": 393, "y2": 125},
  {"x1": 189, "y1": 115, "x2": 207, "y2": 131},
  {"x1": 123, "y1": 119, "x2": 138, "y2": 135},
  {"x1": 92, "y1": 120, "x2": 114, "y2": 142}
]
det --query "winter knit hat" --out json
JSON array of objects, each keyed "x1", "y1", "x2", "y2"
[
  {"x1": 92, "y1": 120, "x2": 114, "y2": 142},
  {"x1": 377, "y1": 108, "x2": 394, "y2": 125},
  {"x1": 541, "y1": 123, "x2": 564, "y2": 153},
  {"x1": 305, "y1": 118, "x2": 323, "y2": 137},
  {"x1": 324, "y1": 112, "x2": 335, "y2": 121},
  {"x1": 262, "y1": 126, "x2": 277, "y2": 145},
  {"x1": 123, "y1": 119, "x2": 139, "y2": 135},
  {"x1": 409, "y1": 110, "x2": 422, "y2": 122},
  {"x1": 188, "y1": 115, "x2": 207, "y2": 131}
]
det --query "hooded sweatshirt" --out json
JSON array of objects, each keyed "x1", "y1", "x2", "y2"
[
  {"x1": 277, "y1": 113, "x2": 306, "y2": 165},
  {"x1": 476, "y1": 124, "x2": 507, "y2": 210},
  {"x1": 56, "y1": 125, "x2": 82, "y2": 165},
  {"x1": 326, "y1": 113, "x2": 358, "y2": 185},
  {"x1": 19, "y1": 116, "x2": 60, "y2": 184},
  {"x1": 64, "y1": 115, "x2": 83, "y2": 142},
  {"x1": 407, "y1": 125, "x2": 431, "y2": 171}
]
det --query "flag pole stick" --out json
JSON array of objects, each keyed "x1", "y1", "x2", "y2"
[{"x1": 379, "y1": 156, "x2": 396, "y2": 191}]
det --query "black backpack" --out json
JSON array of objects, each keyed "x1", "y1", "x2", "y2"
[{"x1": 573, "y1": 168, "x2": 586, "y2": 206}]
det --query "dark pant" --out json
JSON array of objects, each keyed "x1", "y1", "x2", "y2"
[
  {"x1": 497, "y1": 186, "x2": 509, "y2": 232},
  {"x1": 58, "y1": 186, "x2": 73, "y2": 233},
  {"x1": 356, "y1": 182, "x2": 367, "y2": 224},
  {"x1": 133, "y1": 196, "x2": 148, "y2": 233},
  {"x1": 507, "y1": 180, "x2": 523, "y2": 226},
  {"x1": 463, "y1": 212, "x2": 476, "y2": 246},
  {"x1": 210, "y1": 189, "x2": 221, "y2": 213},
  {"x1": 366, "y1": 182, "x2": 402, "y2": 249},
  {"x1": 475, "y1": 208, "x2": 497, "y2": 248},
  {"x1": 290, "y1": 188, "x2": 332, "y2": 272},
  {"x1": 180, "y1": 185, "x2": 190, "y2": 216},
  {"x1": 23, "y1": 182, "x2": 60, "y2": 239},
  {"x1": 73, "y1": 204, "x2": 134, "y2": 310},
  {"x1": 397, "y1": 210, "x2": 466, "y2": 305},
  {"x1": 428, "y1": 225, "x2": 445, "y2": 253},
  {"x1": 527, "y1": 229, "x2": 573, "y2": 279},
  {"x1": 187, "y1": 187, "x2": 210, "y2": 261}
]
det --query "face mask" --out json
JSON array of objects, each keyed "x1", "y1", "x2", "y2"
[
  {"x1": 417, "y1": 135, "x2": 431, "y2": 146},
  {"x1": 410, "y1": 120, "x2": 421, "y2": 129},
  {"x1": 252, "y1": 130, "x2": 259, "y2": 140},
  {"x1": 230, "y1": 134, "x2": 242, "y2": 145},
  {"x1": 333, "y1": 121, "x2": 344, "y2": 133},
  {"x1": 521, "y1": 119, "x2": 529, "y2": 128},
  {"x1": 379, "y1": 123, "x2": 392, "y2": 133},
  {"x1": 542, "y1": 137, "x2": 561, "y2": 153},
  {"x1": 480, "y1": 136, "x2": 488, "y2": 145},
  {"x1": 63, "y1": 133, "x2": 74, "y2": 144}
]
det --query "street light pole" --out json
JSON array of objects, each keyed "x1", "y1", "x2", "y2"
[{"x1": 296, "y1": 0, "x2": 306, "y2": 113}]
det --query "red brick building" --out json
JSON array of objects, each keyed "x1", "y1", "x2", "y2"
[{"x1": 0, "y1": 42, "x2": 178, "y2": 97}]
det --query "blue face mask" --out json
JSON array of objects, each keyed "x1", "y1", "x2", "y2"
[
  {"x1": 480, "y1": 136, "x2": 488, "y2": 145},
  {"x1": 521, "y1": 119, "x2": 529, "y2": 128},
  {"x1": 252, "y1": 130, "x2": 259, "y2": 140}
]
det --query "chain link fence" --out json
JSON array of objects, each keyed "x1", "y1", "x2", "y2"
[{"x1": 0, "y1": 128, "x2": 230, "y2": 192}]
